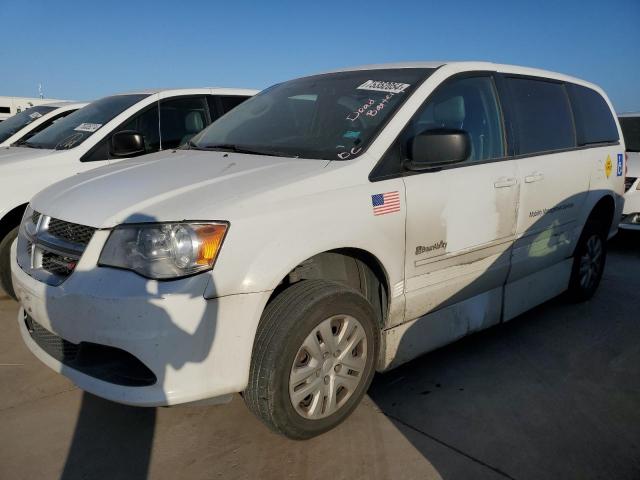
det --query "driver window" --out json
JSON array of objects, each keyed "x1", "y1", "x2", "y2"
[
  {"x1": 119, "y1": 105, "x2": 160, "y2": 153},
  {"x1": 404, "y1": 76, "x2": 505, "y2": 163},
  {"x1": 81, "y1": 105, "x2": 160, "y2": 162}
]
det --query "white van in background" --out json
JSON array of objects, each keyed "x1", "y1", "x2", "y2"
[
  {"x1": 10, "y1": 62, "x2": 624, "y2": 439},
  {"x1": 0, "y1": 102, "x2": 88, "y2": 147},
  {"x1": 619, "y1": 113, "x2": 640, "y2": 230},
  {"x1": 0, "y1": 87, "x2": 257, "y2": 298},
  {"x1": 0, "y1": 96, "x2": 64, "y2": 122}
]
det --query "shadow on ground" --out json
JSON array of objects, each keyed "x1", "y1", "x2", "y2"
[
  {"x1": 368, "y1": 232, "x2": 640, "y2": 479},
  {"x1": 60, "y1": 394, "x2": 156, "y2": 480}
]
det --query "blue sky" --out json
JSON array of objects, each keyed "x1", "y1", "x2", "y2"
[{"x1": 1, "y1": 0, "x2": 638, "y2": 112}]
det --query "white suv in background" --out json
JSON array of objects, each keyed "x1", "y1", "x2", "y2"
[
  {"x1": 11, "y1": 62, "x2": 624, "y2": 439},
  {"x1": 0, "y1": 102, "x2": 88, "y2": 147},
  {"x1": 0, "y1": 88, "x2": 256, "y2": 298},
  {"x1": 0, "y1": 96, "x2": 65, "y2": 122},
  {"x1": 619, "y1": 113, "x2": 640, "y2": 230}
]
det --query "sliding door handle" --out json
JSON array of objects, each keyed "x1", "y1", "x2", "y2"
[
  {"x1": 524, "y1": 172, "x2": 544, "y2": 183},
  {"x1": 494, "y1": 177, "x2": 518, "y2": 188}
]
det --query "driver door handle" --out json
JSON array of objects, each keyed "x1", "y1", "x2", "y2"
[
  {"x1": 494, "y1": 177, "x2": 518, "y2": 188},
  {"x1": 524, "y1": 172, "x2": 545, "y2": 183}
]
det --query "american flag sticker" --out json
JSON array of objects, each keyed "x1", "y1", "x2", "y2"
[{"x1": 371, "y1": 191, "x2": 401, "y2": 216}]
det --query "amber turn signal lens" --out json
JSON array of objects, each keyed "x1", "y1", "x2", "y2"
[{"x1": 194, "y1": 224, "x2": 228, "y2": 265}]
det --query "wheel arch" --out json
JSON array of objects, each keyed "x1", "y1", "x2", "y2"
[
  {"x1": 572, "y1": 193, "x2": 616, "y2": 257},
  {"x1": 587, "y1": 194, "x2": 615, "y2": 231},
  {"x1": 265, "y1": 247, "x2": 391, "y2": 329},
  {"x1": 0, "y1": 203, "x2": 28, "y2": 240}
]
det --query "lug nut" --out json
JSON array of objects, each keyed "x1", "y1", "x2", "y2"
[
  {"x1": 334, "y1": 364, "x2": 342, "y2": 373},
  {"x1": 324, "y1": 375, "x2": 330, "y2": 384}
]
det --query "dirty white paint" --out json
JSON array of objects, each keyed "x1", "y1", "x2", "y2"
[{"x1": 380, "y1": 287, "x2": 502, "y2": 370}]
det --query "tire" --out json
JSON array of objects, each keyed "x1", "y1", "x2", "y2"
[
  {"x1": 244, "y1": 279, "x2": 379, "y2": 439},
  {"x1": 0, "y1": 226, "x2": 18, "y2": 300},
  {"x1": 567, "y1": 219, "x2": 607, "y2": 302}
]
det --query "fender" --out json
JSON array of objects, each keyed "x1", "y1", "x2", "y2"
[{"x1": 204, "y1": 177, "x2": 408, "y2": 329}]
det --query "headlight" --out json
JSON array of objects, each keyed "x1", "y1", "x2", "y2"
[
  {"x1": 20, "y1": 204, "x2": 39, "y2": 239},
  {"x1": 98, "y1": 222, "x2": 228, "y2": 280}
]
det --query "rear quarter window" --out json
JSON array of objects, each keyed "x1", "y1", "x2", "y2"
[
  {"x1": 567, "y1": 84, "x2": 619, "y2": 146},
  {"x1": 506, "y1": 77, "x2": 576, "y2": 155}
]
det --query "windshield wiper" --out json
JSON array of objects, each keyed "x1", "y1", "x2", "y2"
[
  {"x1": 17, "y1": 142, "x2": 44, "y2": 149},
  {"x1": 177, "y1": 139, "x2": 197, "y2": 150},
  {"x1": 195, "y1": 143, "x2": 293, "y2": 158}
]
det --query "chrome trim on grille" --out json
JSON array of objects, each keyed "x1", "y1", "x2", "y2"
[{"x1": 17, "y1": 209, "x2": 96, "y2": 286}]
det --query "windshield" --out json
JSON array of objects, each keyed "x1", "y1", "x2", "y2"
[
  {"x1": 24, "y1": 94, "x2": 150, "y2": 150},
  {"x1": 0, "y1": 105, "x2": 56, "y2": 143},
  {"x1": 191, "y1": 68, "x2": 435, "y2": 160},
  {"x1": 620, "y1": 116, "x2": 640, "y2": 152}
]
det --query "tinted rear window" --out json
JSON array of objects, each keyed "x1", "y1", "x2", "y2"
[
  {"x1": 507, "y1": 77, "x2": 575, "y2": 155},
  {"x1": 568, "y1": 84, "x2": 618, "y2": 146},
  {"x1": 620, "y1": 116, "x2": 640, "y2": 152}
]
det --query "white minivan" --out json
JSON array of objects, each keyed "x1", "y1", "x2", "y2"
[
  {"x1": 0, "y1": 102, "x2": 88, "y2": 147},
  {"x1": 12, "y1": 62, "x2": 624, "y2": 439},
  {"x1": 618, "y1": 113, "x2": 640, "y2": 229},
  {"x1": 0, "y1": 88, "x2": 256, "y2": 297}
]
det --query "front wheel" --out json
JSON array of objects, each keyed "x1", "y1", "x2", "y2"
[
  {"x1": 567, "y1": 220, "x2": 607, "y2": 302},
  {"x1": 244, "y1": 280, "x2": 379, "y2": 439},
  {"x1": 0, "y1": 226, "x2": 18, "y2": 300}
]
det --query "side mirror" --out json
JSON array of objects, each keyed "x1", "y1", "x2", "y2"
[
  {"x1": 406, "y1": 128, "x2": 471, "y2": 170},
  {"x1": 111, "y1": 130, "x2": 145, "y2": 158}
]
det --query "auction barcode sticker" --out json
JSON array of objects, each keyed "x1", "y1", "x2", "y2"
[
  {"x1": 74, "y1": 123, "x2": 102, "y2": 133},
  {"x1": 357, "y1": 80, "x2": 410, "y2": 94}
]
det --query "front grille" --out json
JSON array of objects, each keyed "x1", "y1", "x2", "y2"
[
  {"x1": 17, "y1": 210, "x2": 96, "y2": 286},
  {"x1": 25, "y1": 314, "x2": 79, "y2": 362},
  {"x1": 41, "y1": 251, "x2": 77, "y2": 276},
  {"x1": 47, "y1": 218, "x2": 95, "y2": 246},
  {"x1": 24, "y1": 314, "x2": 156, "y2": 387},
  {"x1": 625, "y1": 177, "x2": 637, "y2": 192}
]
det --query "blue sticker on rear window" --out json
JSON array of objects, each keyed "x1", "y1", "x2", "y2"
[{"x1": 617, "y1": 153, "x2": 623, "y2": 176}]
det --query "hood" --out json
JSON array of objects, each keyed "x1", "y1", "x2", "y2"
[
  {"x1": 31, "y1": 149, "x2": 331, "y2": 228},
  {"x1": 0, "y1": 146, "x2": 56, "y2": 166}
]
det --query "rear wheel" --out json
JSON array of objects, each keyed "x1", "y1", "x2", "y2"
[
  {"x1": 0, "y1": 226, "x2": 18, "y2": 300},
  {"x1": 244, "y1": 280, "x2": 379, "y2": 439},
  {"x1": 567, "y1": 220, "x2": 607, "y2": 301}
]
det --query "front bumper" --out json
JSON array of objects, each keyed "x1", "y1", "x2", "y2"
[
  {"x1": 619, "y1": 214, "x2": 640, "y2": 230},
  {"x1": 11, "y1": 239, "x2": 270, "y2": 407},
  {"x1": 620, "y1": 180, "x2": 640, "y2": 231}
]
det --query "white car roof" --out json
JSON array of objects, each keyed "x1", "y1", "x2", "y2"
[
  {"x1": 112, "y1": 87, "x2": 258, "y2": 97},
  {"x1": 40, "y1": 101, "x2": 89, "y2": 109},
  {"x1": 318, "y1": 61, "x2": 601, "y2": 91}
]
